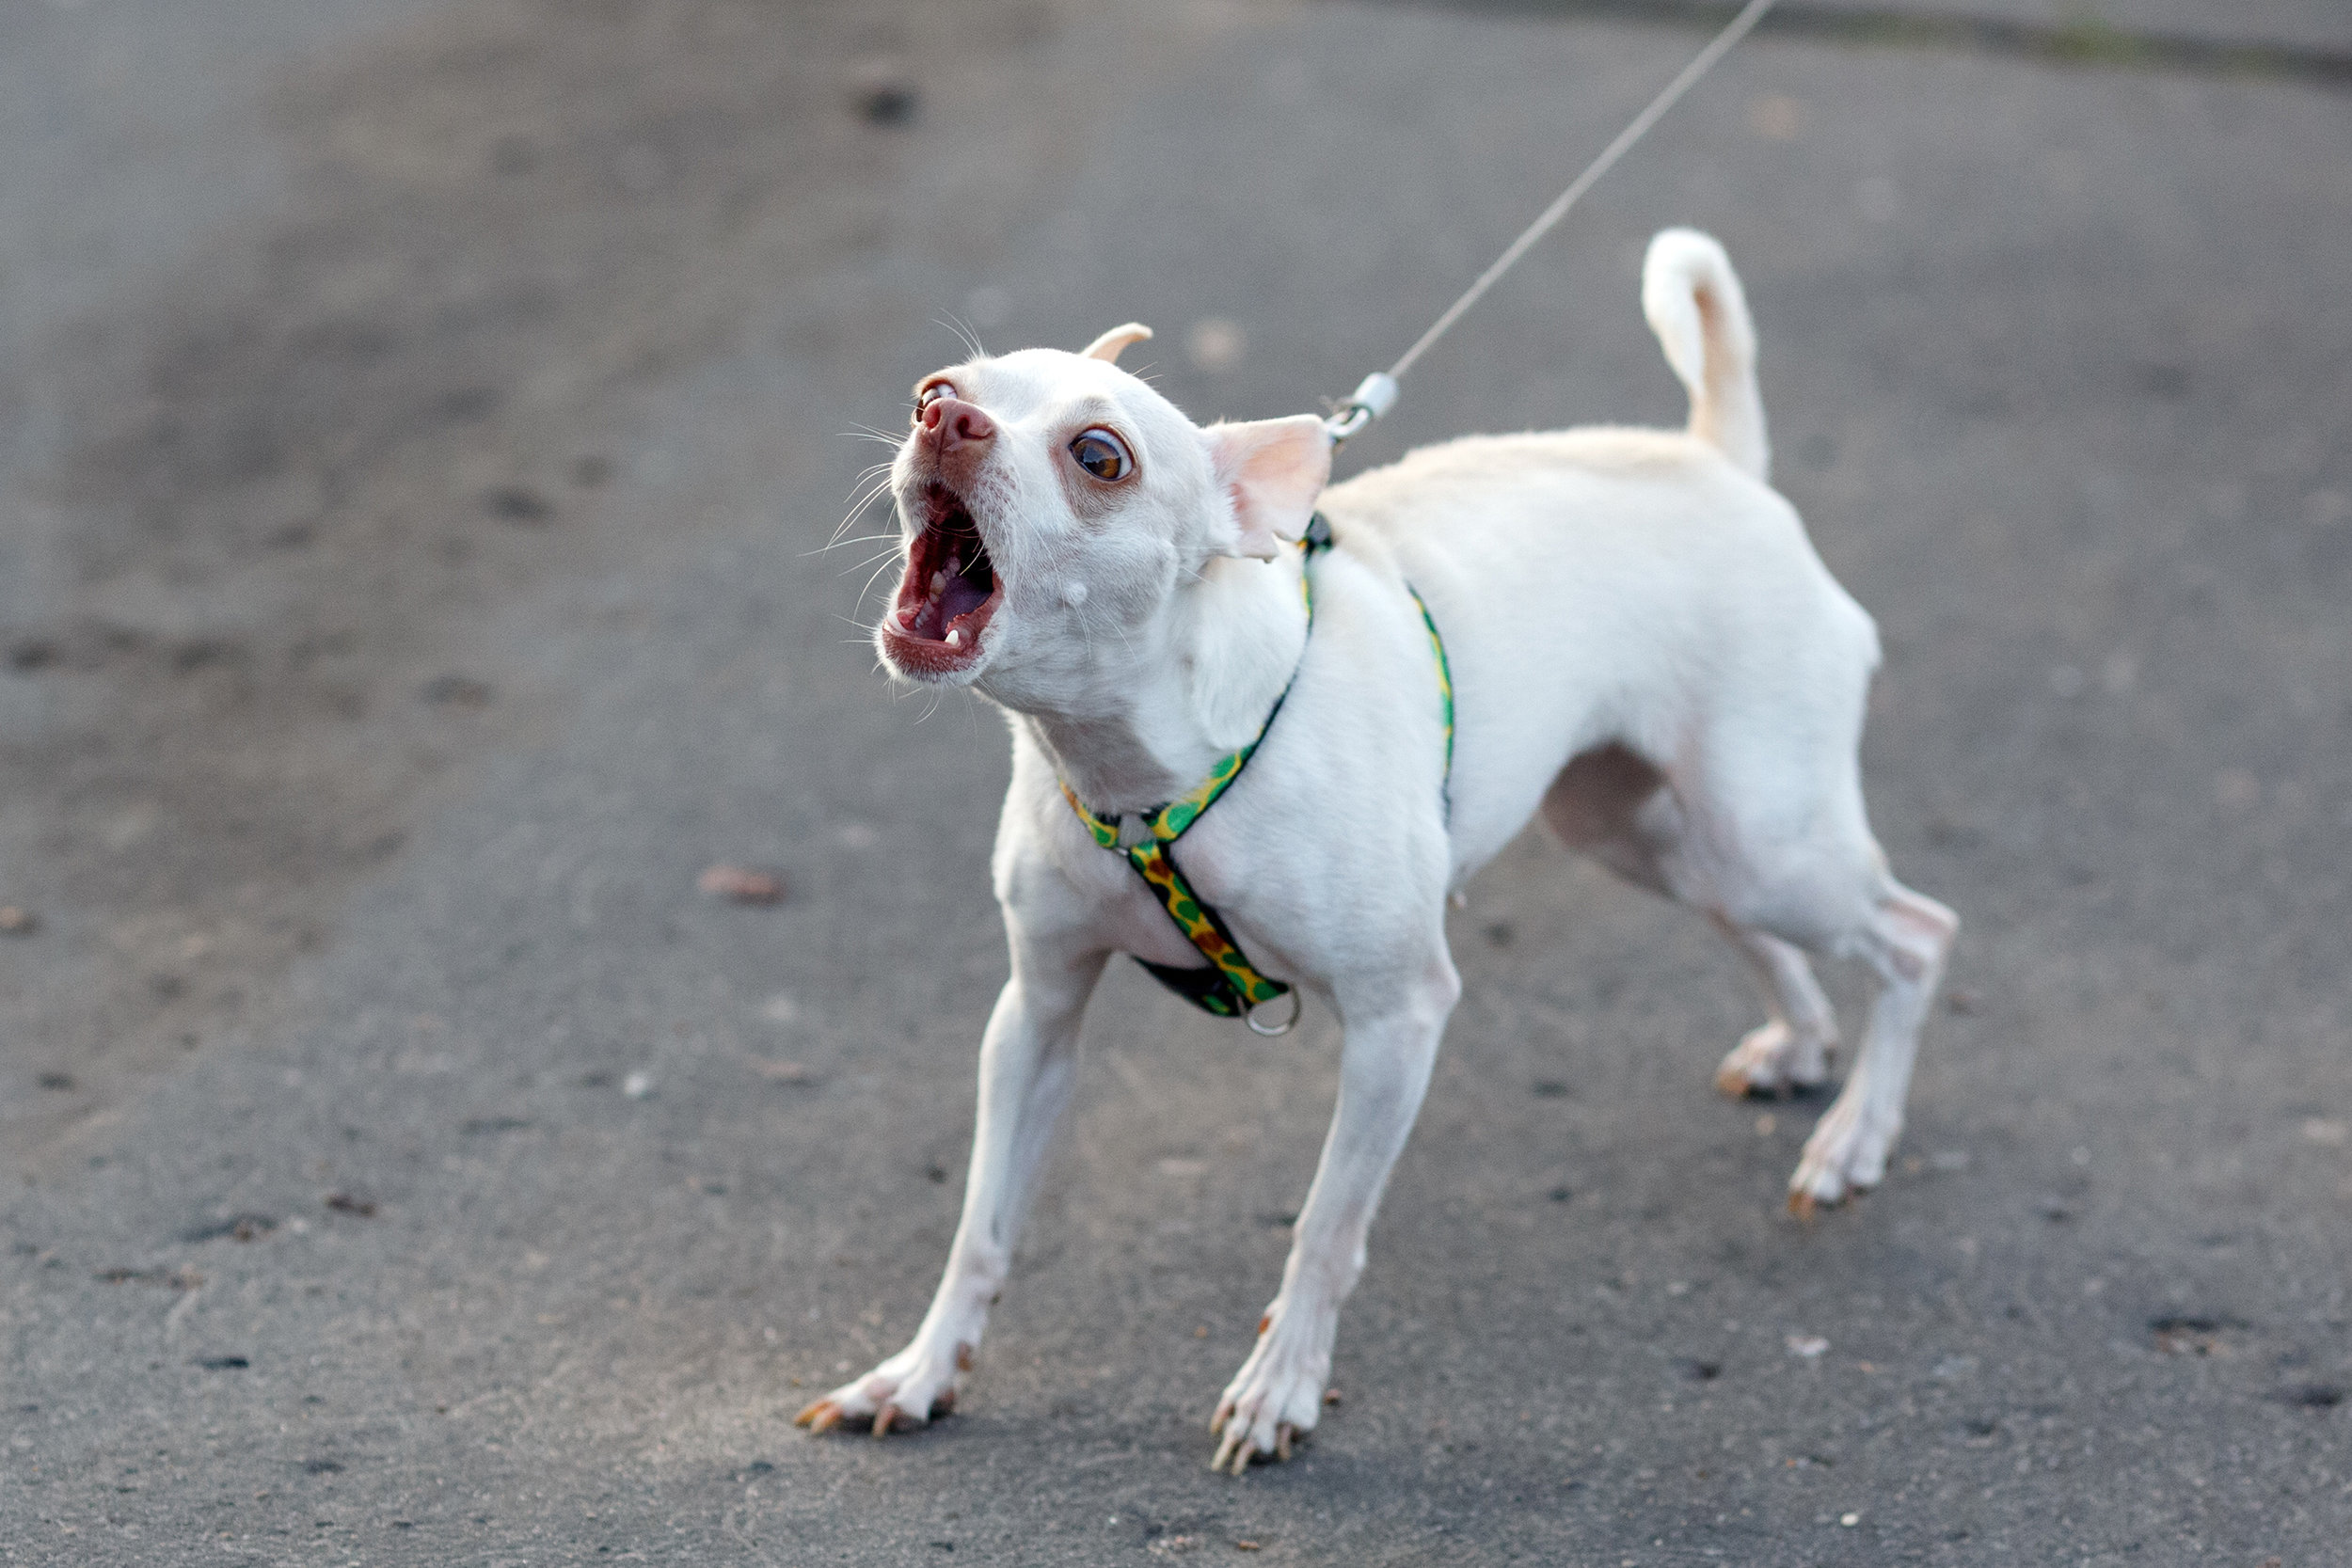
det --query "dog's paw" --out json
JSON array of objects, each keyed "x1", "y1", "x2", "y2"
[
  {"x1": 1713, "y1": 1019, "x2": 1829, "y2": 1100},
  {"x1": 794, "y1": 1338, "x2": 972, "y2": 1438},
  {"x1": 1208, "y1": 1307, "x2": 1332, "y2": 1475},
  {"x1": 1787, "y1": 1098, "x2": 1899, "y2": 1217}
]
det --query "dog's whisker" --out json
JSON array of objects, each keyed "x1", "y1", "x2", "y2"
[
  {"x1": 933, "y1": 314, "x2": 987, "y2": 362},
  {"x1": 841, "y1": 555, "x2": 903, "y2": 589},
  {"x1": 810, "y1": 532, "x2": 902, "y2": 559},
  {"x1": 810, "y1": 543, "x2": 900, "y2": 570},
  {"x1": 818, "y1": 513, "x2": 901, "y2": 544},
  {"x1": 839, "y1": 548, "x2": 905, "y2": 586},
  {"x1": 843, "y1": 486, "x2": 897, "y2": 526},
  {"x1": 853, "y1": 554, "x2": 905, "y2": 615},
  {"x1": 828, "y1": 485, "x2": 902, "y2": 547},
  {"x1": 834, "y1": 513, "x2": 891, "y2": 545},
  {"x1": 842, "y1": 463, "x2": 898, "y2": 501},
  {"x1": 826, "y1": 512, "x2": 894, "y2": 553},
  {"x1": 834, "y1": 552, "x2": 905, "y2": 584}
]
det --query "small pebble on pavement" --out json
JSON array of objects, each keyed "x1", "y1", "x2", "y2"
[{"x1": 699, "y1": 864, "x2": 786, "y2": 904}]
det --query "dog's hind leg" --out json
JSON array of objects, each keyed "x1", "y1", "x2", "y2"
[
  {"x1": 1785, "y1": 878, "x2": 1956, "y2": 1213},
  {"x1": 1541, "y1": 745, "x2": 1839, "y2": 1096},
  {"x1": 1210, "y1": 950, "x2": 1460, "y2": 1474},
  {"x1": 1708, "y1": 917, "x2": 1838, "y2": 1099},
  {"x1": 1570, "y1": 721, "x2": 1954, "y2": 1208},
  {"x1": 1679, "y1": 754, "x2": 1955, "y2": 1209}
]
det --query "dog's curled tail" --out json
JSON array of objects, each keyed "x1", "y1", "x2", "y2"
[{"x1": 1641, "y1": 228, "x2": 1770, "y2": 482}]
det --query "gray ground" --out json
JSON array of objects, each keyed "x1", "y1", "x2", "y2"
[{"x1": 3, "y1": 1, "x2": 2347, "y2": 1562}]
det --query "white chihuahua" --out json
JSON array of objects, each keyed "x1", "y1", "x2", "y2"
[{"x1": 797, "y1": 230, "x2": 1956, "y2": 1471}]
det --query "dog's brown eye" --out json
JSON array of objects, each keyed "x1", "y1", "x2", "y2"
[{"x1": 1069, "y1": 428, "x2": 1133, "y2": 482}]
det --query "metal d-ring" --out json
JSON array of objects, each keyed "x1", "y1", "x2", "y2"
[{"x1": 1245, "y1": 989, "x2": 1302, "y2": 1037}]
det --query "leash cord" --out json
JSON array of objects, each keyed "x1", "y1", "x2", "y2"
[{"x1": 1325, "y1": 0, "x2": 1779, "y2": 445}]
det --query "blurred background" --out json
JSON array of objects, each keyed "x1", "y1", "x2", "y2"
[{"x1": 2, "y1": 1, "x2": 2346, "y2": 1561}]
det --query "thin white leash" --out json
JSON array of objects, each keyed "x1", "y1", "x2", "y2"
[{"x1": 1323, "y1": 0, "x2": 1780, "y2": 447}]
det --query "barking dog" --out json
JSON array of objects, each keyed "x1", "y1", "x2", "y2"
[{"x1": 797, "y1": 230, "x2": 1956, "y2": 1471}]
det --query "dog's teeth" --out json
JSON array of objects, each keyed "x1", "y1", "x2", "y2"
[
  {"x1": 930, "y1": 571, "x2": 947, "y2": 594},
  {"x1": 945, "y1": 628, "x2": 963, "y2": 648}
]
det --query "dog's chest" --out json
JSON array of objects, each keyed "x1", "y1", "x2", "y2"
[{"x1": 1033, "y1": 792, "x2": 1279, "y2": 974}]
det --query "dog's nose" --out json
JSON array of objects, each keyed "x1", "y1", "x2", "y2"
[{"x1": 922, "y1": 396, "x2": 995, "y2": 451}]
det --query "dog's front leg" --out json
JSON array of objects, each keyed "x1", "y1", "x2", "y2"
[
  {"x1": 797, "y1": 924, "x2": 1105, "y2": 1437},
  {"x1": 1210, "y1": 955, "x2": 1460, "y2": 1472}
]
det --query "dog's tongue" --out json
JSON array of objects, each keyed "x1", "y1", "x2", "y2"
[
  {"x1": 938, "y1": 565, "x2": 990, "y2": 629},
  {"x1": 906, "y1": 543, "x2": 993, "y2": 642}
]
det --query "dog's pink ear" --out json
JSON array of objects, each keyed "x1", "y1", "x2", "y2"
[
  {"x1": 1079, "y1": 323, "x2": 1152, "y2": 364},
  {"x1": 1204, "y1": 415, "x2": 1331, "y2": 561}
]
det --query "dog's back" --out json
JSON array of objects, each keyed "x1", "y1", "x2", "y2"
[{"x1": 1319, "y1": 233, "x2": 1874, "y2": 877}]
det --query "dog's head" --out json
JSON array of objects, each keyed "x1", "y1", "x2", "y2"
[{"x1": 873, "y1": 324, "x2": 1329, "y2": 702}]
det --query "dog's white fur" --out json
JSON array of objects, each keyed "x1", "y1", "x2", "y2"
[{"x1": 798, "y1": 230, "x2": 1956, "y2": 1470}]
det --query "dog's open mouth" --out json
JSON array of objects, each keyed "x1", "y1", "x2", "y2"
[{"x1": 881, "y1": 482, "x2": 1003, "y2": 676}]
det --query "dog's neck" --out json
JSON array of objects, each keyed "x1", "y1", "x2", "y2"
[{"x1": 1000, "y1": 550, "x2": 1308, "y2": 816}]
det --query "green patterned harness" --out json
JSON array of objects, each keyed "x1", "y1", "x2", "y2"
[{"x1": 1059, "y1": 514, "x2": 1455, "y2": 1034}]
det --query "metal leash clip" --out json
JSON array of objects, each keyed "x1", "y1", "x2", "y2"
[{"x1": 1323, "y1": 372, "x2": 1398, "y2": 448}]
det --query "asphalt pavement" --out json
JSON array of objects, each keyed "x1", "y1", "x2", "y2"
[{"x1": 3, "y1": 2, "x2": 2348, "y2": 1562}]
